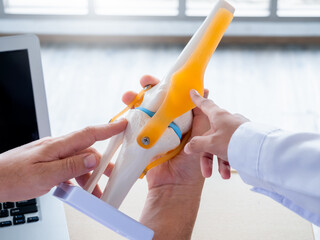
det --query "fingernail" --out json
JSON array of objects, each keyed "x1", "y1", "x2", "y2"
[
  {"x1": 190, "y1": 89, "x2": 200, "y2": 97},
  {"x1": 109, "y1": 118, "x2": 126, "y2": 125},
  {"x1": 113, "y1": 118, "x2": 125, "y2": 123},
  {"x1": 204, "y1": 90, "x2": 209, "y2": 99},
  {"x1": 84, "y1": 154, "x2": 97, "y2": 169},
  {"x1": 184, "y1": 144, "x2": 191, "y2": 154}
]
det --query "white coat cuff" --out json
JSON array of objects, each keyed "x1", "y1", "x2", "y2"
[{"x1": 227, "y1": 122, "x2": 280, "y2": 190}]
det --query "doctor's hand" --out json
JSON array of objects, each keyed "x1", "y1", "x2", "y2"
[
  {"x1": 0, "y1": 120, "x2": 127, "y2": 202},
  {"x1": 184, "y1": 90, "x2": 248, "y2": 179}
]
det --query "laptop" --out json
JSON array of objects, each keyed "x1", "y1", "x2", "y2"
[{"x1": 0, "y1": 35, "x2": 69, "y2": 240}]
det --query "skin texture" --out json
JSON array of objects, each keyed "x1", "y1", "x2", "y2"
[
  {"x1": 0, "y1": 120, "x2": 127, "y2": 202},
  {"x1": 122, "y1": 75, "x2": 211, "y2": 240},
  {"x1": 184, "y1": 89, "x2": 249, "y2": 179}
]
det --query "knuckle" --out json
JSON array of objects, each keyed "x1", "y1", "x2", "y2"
[
  {"x1": 234, "y1": 113, "x2": 249, "y2": 122},
  {"x1": 38, "y1": 136, "x2": 54, "y2": 146},
  {"x1": 83, "y1": 126, "x2": 94, "y2": 136},
  {"x1": 65, "y1": 157, "x2": 78, "y2": 177},
  {"x1": 211, "y1": 109, "x2": 227, "y2": 119},
  {"x1": 214, "y1": 109, "x2": 226, "y2": 116},
  {"x1": 82, "y1": 126, "x2": 96, "y2": 141},
  {"x1": 43, "y1": 140, "x2": 62, "y2": 154},
  {"x1": 36, "y1": 137, "x2": 61, "y2": 155},
  {"x1": 199, "y1": 98, "x2": 213, "y2": 109},
  {"x1": 32, "y1": 164, "x2": 53, "y2": 190},
  {"x1": 209, "y1": 135, "x2": 216, "y2": 145}
]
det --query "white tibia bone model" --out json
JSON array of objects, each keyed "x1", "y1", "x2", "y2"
[{"x1": 84, "y1": 0, "x2": 235, "y2": 209}]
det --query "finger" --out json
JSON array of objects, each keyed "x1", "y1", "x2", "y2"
[
  {"x1": 204, "y1": 89, "x2": 209, "y2": 99},
  {"x1": 190, "y1": 89, "x2": 220, "y2": 118},
  {"x1": 64, "y1": 180, "x2": 72, "y2": 185},
  {"x1": 200, "y1": 152, "x2": 213, "y2": 178},
  {"x1": 42, "y1": 153, "x2": 100, "y2": 187},
  {"x1": 234, "y1": 113, "x2": 250, "y2": 122},
  {"x1": 218, "y1": 158, "x2": 231, "y2": 180},
  {"x1": 121, "y1": 75, "x2": 160, "y2": 105},
  {"x1": 75, "y1": 173, "x2": 102, "y2": 198},
  {"x1": 140, "y1": 75, "x2": 160, "y2": 88},
  {"x1": 54, "y1": 120, "x2": 127, "y2": 159},
  {"x1": 192, "y1": 89, "x2": 209, "y2": 117},
  {"x1": 75, "y1": 147, "x2": 101, "y2": 158},
  {"x1": 122, "y1": 91, "x2": 138, "y2": 105},
  {"x1": 184, "y1": 135, "x2": 214, "y2": 155},
  {"x1": 104, "y1": 163, "x2": 115, "y2": 177}
]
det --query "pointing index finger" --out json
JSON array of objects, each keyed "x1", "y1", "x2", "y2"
[
  {"x1": 190, "y1": 89, "x2": 220, "y2": 118},
  {"x1": 55, "y1": 119, "x2": 128, "y2": 159}
]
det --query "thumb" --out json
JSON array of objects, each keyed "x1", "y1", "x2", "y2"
[
  {"x1": 45, "y1": 153, "x2": 99, "y2": 185},
  {"x1": 184, "y1": 135, "x2": 214, "y2": 155}
]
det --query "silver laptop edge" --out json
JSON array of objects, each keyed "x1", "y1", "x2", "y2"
[{"x1": 0, "y1": 34, "x2": 69, "y2": 240}]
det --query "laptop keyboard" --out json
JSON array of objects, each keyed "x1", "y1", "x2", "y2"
[{"x1": 0, "y1": 199, "x2": 39, "y2": 227}]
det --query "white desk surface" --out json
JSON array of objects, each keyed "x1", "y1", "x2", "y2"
[{"x1": 64, "y1": 173, "x2": 314, "y2": 240}]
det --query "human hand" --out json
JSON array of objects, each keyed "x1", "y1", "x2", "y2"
[
  {"x1": 122, "y1": 75, "x2": 210, "y2": 239},
  {"x1": 122, "y1": 76, "x2": 210, "y2": 240},
  {"x1": 184, "y1": 89, "x2": 248, "y2": 179},
  {"x1": 0, "y1": 120, "x2": 127, "y2": 202},
  {"x1": 122, "y1": 75, "x2": 210, "y2": 190}
]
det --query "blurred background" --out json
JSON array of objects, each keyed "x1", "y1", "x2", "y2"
[
  {"x1": 0, "y1": 0, "x2": 320, "y2": 38},
  {"x1": 0, "y1": 0, "x2": 319, "y2": 240}
]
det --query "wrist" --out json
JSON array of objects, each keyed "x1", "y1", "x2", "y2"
[
  {"x1": 140, "y1": 184, "x2": 203, "y2": 240},
  {"x1": 147, "y1": 183, "x2": 203, "y2": 201}
]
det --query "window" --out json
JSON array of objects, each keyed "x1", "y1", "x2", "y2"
[
  {"x1": 4, "y1": 0, "x2": 88, "y2": 15},
  {"x1": 278, "y1": 0, "x2": 320, "y2": 17},
  {"x1": 186, "y1": 0, "x2": 270, "y2": 17},
  {"x1": 0, "y1": 0, "x2": 319, "y2": 37},
  {"x1": 95, "y1": 0, "x2": 178, "y2": 16},
  {"x1": 3, "y1": 0, "x2": 320, "y2": 17}
]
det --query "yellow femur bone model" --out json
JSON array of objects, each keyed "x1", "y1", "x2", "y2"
[
  {"x1": 84, "y1": 0, "x2": 235, "y2": 209},
  {"x1": 136, "y1": 6, "x2": 234, "y2": 150}
]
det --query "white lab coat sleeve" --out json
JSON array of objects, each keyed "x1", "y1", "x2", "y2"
[{"x1": 228, "y1": 122, "x2": 320, "y2": 226}]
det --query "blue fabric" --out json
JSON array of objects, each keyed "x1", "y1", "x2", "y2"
[{"x1": 135, "y1": 107, "x2": 182, "y2": 140}]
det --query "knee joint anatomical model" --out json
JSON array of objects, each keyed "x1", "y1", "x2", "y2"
[
  {"x1": 54, "y1": 1, "x2": 234, "y2": 239},
  {"x1": 84, "y1": 0, "x2": 235, "y2": 209}
]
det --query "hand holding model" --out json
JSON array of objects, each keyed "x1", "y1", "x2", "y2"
[{"x1": 122, "y1": 75, "x2": 210, "y2": 240}]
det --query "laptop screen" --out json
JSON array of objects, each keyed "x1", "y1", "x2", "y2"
[{"x1": 0, "y1": 49, "x2": 39, "y2": 154}]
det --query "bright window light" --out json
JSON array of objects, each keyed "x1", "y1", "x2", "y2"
[
  {"x1": 94, "y1": 0, "x2": 179, "y2": 16},
  {"x1": 278, "y1": 0, "x2": 320, "y2": 17},
  {"x1": 4, "y1": 0, "x2": 88, "y2": 15},
  {"x1": 186, "y1": 0, "x2": 270, "y2": 17}
]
